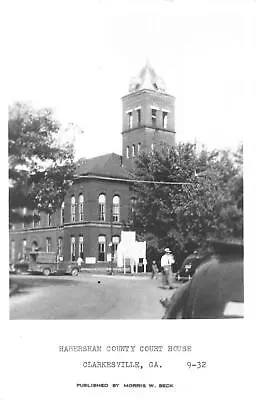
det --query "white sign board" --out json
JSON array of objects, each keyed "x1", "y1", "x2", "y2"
[{"x1": 85, "y1": 257, "x2": 96, "y2": 264}]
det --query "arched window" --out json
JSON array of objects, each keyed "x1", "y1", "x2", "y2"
[
  {"x1": 33, "y1": 211, "x2": 40, "y2": 228},
  {"x1": 132, "y1": 144, "x2": 135, "y2": 157},
  {"x1": 128, "y1": 111, "x2": 133, "y2": 129},
  {"x1": 71, "y1": 195, "x2": 76, "y2": 222},
  {"x1": 31, "y1": 240, "x2": 38, "y2": 251},
  {"x1": 47, "y1": 203, "x2": 53, "y2": 226},
  {"x1": 78, "y1": 194, "x2": 84, "y2": 221},
  {"x1": 57, "y1": 237, "x2": 63, "y2": 256},
  {"x1": 61, "y1": 202, "x2": 65, "y2": 225},
  {"x1": 22, "y1": 239, "x2": 27, "y2": 258},
  {"x1": 98, "y1": 235, "x2": 106, "y2": 261},
  {"x1": 126, "y1": 146, "x2": 130, "y2": 159},
  {"x1": 162, "y1": 111, "x2": 168, "y2": 129},
  {"x1": 70, "y1": 236, "x2": 76, "y2": 261},
  {"x1": 112, "y1": 195, "x2": 120, "y2": 222},
  {"x1": 79, "y1": 235, "x2": 84, "y2": 258},
  {"x1": 112, "y1": 235, "x2": 120, "y2": 254},
  {"x1": 137, "y1": 109, "x2": 141, "y2": 126},
  {"x1": 98, "y1": 194, "x2": 106, "y2": 221},
  {"x1": 23, "y1": 207, "x2": 27, "y2": 229},
  {"x1": 151, "y1": 108, "x2": 157, "y2": 127},
  {"x1": 130, "y1": 197, "x2": 136, "y2": 213},
  {"x1": 138, "y1": 143, "x2": 141, "y2": 154},
  {"x1": 46, "y1": 237, "x2": 52, "y2": 253}
]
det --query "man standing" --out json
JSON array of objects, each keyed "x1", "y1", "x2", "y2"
[
  {"x1": 161, "y1": 248, "x2": 175, "y2": 288},
  {"x1": 77, "y1": 255, "x2": 84, "y2": 268}
]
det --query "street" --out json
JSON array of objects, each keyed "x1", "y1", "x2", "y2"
[{"x1": 9, "y1": 272, "x2": 176, "y2": 319}]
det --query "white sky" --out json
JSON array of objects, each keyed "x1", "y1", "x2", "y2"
[{"x1": 7, "y1": 0, "x2": 256, "y2": 159}]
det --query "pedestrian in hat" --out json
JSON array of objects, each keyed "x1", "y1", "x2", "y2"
[{"x1": 161, "y1": 248, "x2": 175, "y2": 288}]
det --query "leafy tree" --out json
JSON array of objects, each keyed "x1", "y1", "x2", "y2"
[
  {"x1": 130, "y1": 143, "x2": 243, "y2": 267},
  {"x1": 9, "y1": 102, "x2": 75, "y2": 225}
]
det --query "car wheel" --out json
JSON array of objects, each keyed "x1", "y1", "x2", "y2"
[
  {"x1": 43, "y1": 268, "x2": 51, "y2": 276},
  {"x1": 71, "y1": 268, "x2": 79, "y2": 277}
]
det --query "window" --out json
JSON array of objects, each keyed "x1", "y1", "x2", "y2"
[
  {"x1": 138, "y1": 143, "x2": 141, "y2": 154},
  {"x1": 61, "y1": 202, "x2": 65, "y2": 225},
  {"x1": 151, "y1": 108, "x2": 157, "y2": 128},
  {"x1": 79, "y1": 235, "x2": 84, "y2": 258},
  {"x1": 162, "y1": 111, "x2": 168, "y2": 129},
  {"x1": 112, "y1": 236, "x2": 120, "y2": 254},
  {"x1": 46, "y1": 237, "x2": 52, "y2": 253},
  {"x1": 132, "y1": 144, "x2": 135, "y2": 157},
  {"x1": 151, "y1": 143, "x2": 155, "y2": 152},
  {"x1": 98, "y1": 194, "x2": 106, "y2": 221},
  {"x1": 137, "y1": 109, "x2": 141, "y2": 126},
  {"x1": 11, "y1": 241, "x2": 15, "y2": 262},
  {"x1": 48, "y1": 212, "x2": 52, "y2": 226},
  {"x1": 130, "y1": 197, "x2": 136, "y2": 213},
  {"x1": 126, "y1": 146, "x2": 130, "y2": 159},
  {"x1": 128, "y1": 111, "x2": 133, "y2": 129},
  {"x1": 70, "y1": 236, "x2": 76, "y2": 261},
  {"x1": 71, "y1": 195, "x2": 76, "y2": 222},
  {"x1": 78, "y1": 194, "x2": 84, "y2": 221},
  {"x1": 33, "y1": 211, "x2": 40, "y2": 228},
  {"x1": 98, "y1": 235, "x2": 106, "y2": 261},
  {"x1": 31, "y1": 241, "x2": 38, "y2": 251},
  {"x1": 112, "y1": 195, "x2": 120, "y2": 222},
  {"x1": 23, "y1": 207, "x2": 27, "y2": 229},
  {"x1": 57, "y1": 237, "x2": 63, "y2": 256},
  {"x1": 22, "y1": 239, "x2": 27, "y2": 258}
]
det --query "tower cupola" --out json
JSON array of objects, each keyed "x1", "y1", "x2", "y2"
[{"x1": 121, "y1": 62, "x2": 176, "y2": 168}]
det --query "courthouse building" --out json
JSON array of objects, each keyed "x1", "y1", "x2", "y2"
[{"x1": 9, "y1": 63, "x2": 176, "y2": 265}]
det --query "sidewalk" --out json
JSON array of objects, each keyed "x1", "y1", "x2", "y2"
[{"x1": 81, "y1": 267, "x2": 151, "y2": 276}]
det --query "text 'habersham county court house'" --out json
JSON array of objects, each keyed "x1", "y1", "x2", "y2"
[{"x1": 9, "y1": 64, "x2": 176, "y2": 266}]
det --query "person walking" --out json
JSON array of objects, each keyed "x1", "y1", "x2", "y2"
[
  {"x1": 151, "y1": 260, "x2": 158, "y2": 279},
  {"x1": 161, "y1": 248, "x2": 175, "y2": 288},
  {"x1": 77, "y1": 255, "x2": 84, "y2": 268}
]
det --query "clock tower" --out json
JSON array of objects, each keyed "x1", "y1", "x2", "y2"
[{"x1": 121, "y1": 62, "x2": 176, "y2": 168}]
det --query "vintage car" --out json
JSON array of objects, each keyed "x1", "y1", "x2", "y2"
[
  {"x1": 176, "y1": 250, "x2": 212, "y2": 281},
  {"x1": 13, "y1": 252, "x2": 81, "y2": 277},
  {"x1": 162, "y1": 240, "x2": 244, "y2": 319},
  {"x1": 11, "y1": 261, "x2": 29, "y2": 274}
]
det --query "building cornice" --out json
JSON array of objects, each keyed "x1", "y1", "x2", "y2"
[
  {"x1": 122, "y1": 89, "x2": 175, "y2": 100},
  {"x1": 9, "y1": 226, "x2": 64, "y2": 234},
  {"x1": 10, "y1": 221, "x2": 123, "y2": 234},
  {"x1": 121, "y1": 126, "x2": 176, "y2": 135}
]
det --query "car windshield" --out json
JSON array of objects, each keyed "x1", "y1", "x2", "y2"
[{"x1": 29, "y1": 253, "x2": 38, "y2": 262}]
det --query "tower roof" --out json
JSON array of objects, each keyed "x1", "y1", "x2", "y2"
[{"x1": 128, "y1": 62, "x2": 166, "y2": 93}]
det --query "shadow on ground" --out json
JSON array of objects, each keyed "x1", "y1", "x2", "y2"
[{"x1": 9, "y1": 275, "x2": 83, "y2": 297}]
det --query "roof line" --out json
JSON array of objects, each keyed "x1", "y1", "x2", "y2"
[{"x1": 75, "y1": 174, "x2": 193, "y2": 185}]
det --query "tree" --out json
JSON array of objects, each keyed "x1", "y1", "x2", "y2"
[
  {"x1": 130, "y1": 143, "x2": 243, "y2": 267},
  {"x1": 9, "y1": 102, "x2": 75, "y2": 225}
]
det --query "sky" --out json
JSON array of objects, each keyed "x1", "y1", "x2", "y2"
[{"x1": 7, "y1": 0, "x2": 256, "y2": 160}]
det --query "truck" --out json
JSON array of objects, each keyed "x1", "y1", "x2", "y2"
[{"x1": 13, "y1": 251, "x2": 81, "y2": 277}]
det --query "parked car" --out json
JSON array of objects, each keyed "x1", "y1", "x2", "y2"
[
  {"x1": 12, "y1": 261, "x2": 29, "y2": 274},
  {"x1": 176, "y1": 250, "x2": 211, "y2": 281},
  {"x1": 161, "y1": 240, "x2": 244, "y2": 319},
  {"x1": 13, "y1": 252, "x2": 80, "y2": 276}
]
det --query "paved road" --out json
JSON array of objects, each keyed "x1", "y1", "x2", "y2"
[{"x1": 9, "y1": 273, "x2": 176, "y2": 319}]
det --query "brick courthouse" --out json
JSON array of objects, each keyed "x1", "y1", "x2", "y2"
[{"x1": 9, "y1": 64, "x2": 176, "y2": 265}]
